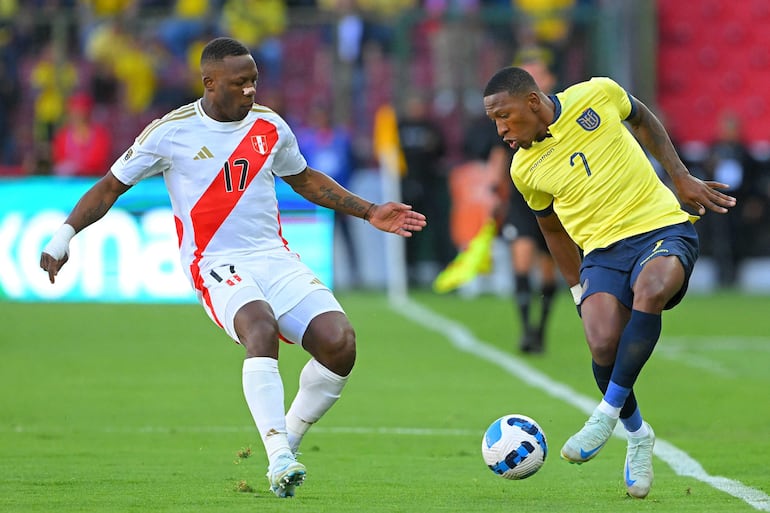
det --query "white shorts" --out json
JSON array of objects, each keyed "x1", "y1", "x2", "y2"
[{"x1": 197, "y1": 250, "x2": 344, "y2": 345}]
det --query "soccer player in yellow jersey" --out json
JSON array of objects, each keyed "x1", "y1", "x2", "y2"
[{"x1": 483, "y1": 67, "x2": 736, "y2": 498}]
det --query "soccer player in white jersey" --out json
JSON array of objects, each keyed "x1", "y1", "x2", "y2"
[
  {"x1": 482, "y1": 67, "x2": 735, "y2": 498},
  {"x1": 39, "y1": 37, "x2": 426, "y2": 499}
]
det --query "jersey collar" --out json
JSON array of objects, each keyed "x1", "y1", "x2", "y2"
[
  {"x1": 534, "y1": 94, "x2": 561, "y2": 142},
  {"x1": 532, "y1": 95, "x2": 560, "y2": 145},
  {"x1": 196, "y1": 99, "x2": 254, "y2": 131},
  {"x1": 549, "y1": 94, "x2": 562, "y2": 124}
]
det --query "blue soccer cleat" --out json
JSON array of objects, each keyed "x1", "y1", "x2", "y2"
[{"x1": 266, "y1": 453, "x2": 306, "y2": 498}]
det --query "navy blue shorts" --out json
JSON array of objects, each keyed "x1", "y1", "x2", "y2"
[{"x1": 579, "y1": 222, "x2": 699, "y2": 310}]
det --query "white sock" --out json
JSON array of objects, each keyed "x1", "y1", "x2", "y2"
[
  {"x1": 627, "y1": 422, "x2": 650, "y2": 438},
  {"x1": 286, "y1": 358, "x2": 349, "y2": 454},
  {"x1": 597, "y1": 400, "x2": 622, "y2": 419},
  {"x1": 242, "y1": 357, "x2": 291, "y2": 465}
]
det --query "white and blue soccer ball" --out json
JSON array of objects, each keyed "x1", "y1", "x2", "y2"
[{"x1": 481, "y1": 414, "x2": 548, "y2": 480}]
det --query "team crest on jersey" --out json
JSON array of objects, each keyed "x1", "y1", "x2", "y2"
[
  {"x1": 251, "y1": 135, "x2": 270, "y2": 155},
  {"x1": 576, "y1": 108, "x2": 601, "y2": 131}
]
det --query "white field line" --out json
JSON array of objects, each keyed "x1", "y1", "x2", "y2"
[
  {"x1": 656, "y1": 336, "x2": 770, "y2": 378},
  {"x1": 393, "y1": 298, "x2": 770, "y2": 512},
  {"x1": 664, "y1": 336, "x2": 770, "y2": 351},
  {"x1": 655, "y1": 344, "x2": 735, "y2": 377}
]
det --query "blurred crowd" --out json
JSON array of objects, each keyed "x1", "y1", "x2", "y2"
[
  {"x1": 1, "y1": 0, "x2": 769, "y2": 289},
  {"x1": 677, "y1": 116, "x2": 770, "y2": 287},
  {"x1": 0, "y1": 0, "x2": 584, "y2": 173}
]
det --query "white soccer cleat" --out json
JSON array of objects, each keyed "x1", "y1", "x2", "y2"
[
  {"x1": 624, "y1": 422, "x2": 655, "y2": 498},
  {"x1": 560, "y1": 408, "x2": 617, "y2": 463},
  {"x1": 266, "y1": 453, "x2": 306, "y2": 498}
]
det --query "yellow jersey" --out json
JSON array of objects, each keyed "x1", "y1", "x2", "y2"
[{"x1": 511, "y1": 77, "x2": 695, "y2": 255}]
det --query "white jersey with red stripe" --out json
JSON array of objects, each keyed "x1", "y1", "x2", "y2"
[{"x1": 110, "y1": 99, "x2": 308, "y2": 294}]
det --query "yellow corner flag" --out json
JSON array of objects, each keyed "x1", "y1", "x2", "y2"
[
  {"x1": 432, "y1": 217, "x2": 497, "y2": 293},
  {"x1": 372, "y1": 103, "x2": 406, "y2": 175}
]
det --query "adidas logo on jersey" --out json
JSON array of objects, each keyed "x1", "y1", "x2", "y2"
[{"x1": 193, "y1": 146, "x2": 214, "y2": 160}]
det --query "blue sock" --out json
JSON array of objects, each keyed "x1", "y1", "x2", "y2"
[
  {"x1": 621, "y1": 407, "x2": 644, "y2": 432},
  {"x1": 604, "y1": 382, "x2": 632, "y2": 408},
  {"x1": 591, "y1": 361, "x2": 640, "y2": 421},
  {"x1": 610, "y1": 309, "x2": 662, "y2": 388}
]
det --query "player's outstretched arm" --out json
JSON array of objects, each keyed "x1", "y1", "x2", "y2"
[
  {"x1": 40, "y1": 172, "x2": 131, "y2": 284},
  {"x1": 626, "y1": 97, "x2": 736, "y2": 215},
  {"x1": 670, "y1": 173, "x2": 736, "y2": 216},
  {"x1": 365, "y1": 202, "x2": 427, "y2": 238},
  {"x1": 283, "y1": 167, "x2": 427, "y2": 237}
]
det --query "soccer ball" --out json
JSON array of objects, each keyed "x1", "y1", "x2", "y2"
[{"x1": 481, "y1": 414, "x2": 548, "y2": 480}]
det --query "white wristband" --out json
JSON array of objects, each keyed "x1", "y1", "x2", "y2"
[
  {"x1": 570, "y1": 283, "x2": 583, "y2": 305},
  {"x1": 43, "y1": 224, "x2": 76, "y2": 260}
]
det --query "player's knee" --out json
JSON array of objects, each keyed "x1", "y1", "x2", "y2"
[
  {"x1": 584, "y1": 323, "x2": 619, "y2": 365},
  {"x1": 634, "y1": 258, "x2": 685, "y2": 312},
  {"x1": 633, "y1": 280, "x2": 675, "y2": 312},
  {"x1": 237, "y1": 317, "x2": 280, "y2": 357},
  {"x1": 326, "y1": 323, "x2": 357, "y2": 372},
  {"x1": 306, "y1": 319, "x2": 356, "y2": 375}
]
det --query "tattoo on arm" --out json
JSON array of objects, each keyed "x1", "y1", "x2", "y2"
[
  {"x1": 72, "y1": 199, "x2": 113, "y2": 230},
  {"x1": 290, "y1": 170, "x2": 370, "y2": 218},
  {"x1": 633, "y1": 106, "x2": 680, "y2": 171},
  {"x1": 646, "y1": 118, "x2": 671, "y2": 156},
  {"x1": 318, "y1": 185, "x2": 341, "y2": 205},
  {"x1": 316, "y1": 185, "x2": 368, "y2": 217}
]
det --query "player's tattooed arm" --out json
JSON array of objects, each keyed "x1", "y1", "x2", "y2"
[
  {"x1": 284, "y1": 167, "x2": 426, "y2": 235},
  {"x1": 41, "y1": 172, "x2": 131, "y2": 283},
  {"x1": 626, "y1": 96, "x2": 736, "y2": 215},
  {"x1": 626, "y1": 96, "x2": 687, "y2": 179},
  {"x1": 284, "y1": 167, "x2": 370, "y2": 218},
  {"x1": 65, "y1": 173, "x2": 132, "y2": 232}
]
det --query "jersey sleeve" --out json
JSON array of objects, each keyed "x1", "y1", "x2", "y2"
[
  {"x1": 512, "y1": 171, "x2": 553, "y2": 215},
  {"x1": 591, "y1": 77, "x2": 634, "y2": 121},
  {"x1": 271, "y1": 117, "x2": 308, "y2": 177},
  {"x1": 110, "y1": 122, "x2": 171, "y2": 185},
  {"x1": 511, "y1": 151, "x2": 553, "y2": 216}
]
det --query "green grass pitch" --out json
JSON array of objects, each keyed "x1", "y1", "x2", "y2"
[{"x1": 1, "y1": 290, "x2": 768, "y2": 512}]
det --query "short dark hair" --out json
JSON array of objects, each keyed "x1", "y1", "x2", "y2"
[
  {"x1": 200, "y1": 37, "x2": 250, "y2": 66},
  {"x1": 483, "y1": 66, "x2": 539, "y2": 97}
]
